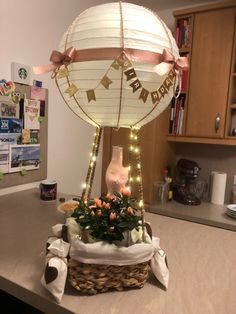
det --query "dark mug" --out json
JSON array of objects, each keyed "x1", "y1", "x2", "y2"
[{"x1": 40, "y1": 179, "x2": 57, "y2": 201}]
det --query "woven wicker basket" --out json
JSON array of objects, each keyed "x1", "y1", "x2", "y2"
[{"x1": 68, "y1": 259, "x2": 150, "y2": 294}]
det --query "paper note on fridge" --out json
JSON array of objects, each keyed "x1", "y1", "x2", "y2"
[{"x1": 24, "y1": 99, "x2": 40, "y2": 130}]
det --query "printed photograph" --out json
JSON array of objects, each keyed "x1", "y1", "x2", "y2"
[
  {"x1": 9, "y1": 144, "x2": 40, "y2": 172},
  {"x1": 0, "y1": 102, "x2": 19, "y2": 119}
]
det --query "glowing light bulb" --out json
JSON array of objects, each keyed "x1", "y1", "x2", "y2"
[
  {"x1": 82, "y1": 183, "x2": 87, "y2": 188},
  {"x1": 92, "y1": 156, "x2": 96, "y2": 161},
  {"x1": 137, "y1": 163, "x2": 140, "y2": 169},
  {"x1": 139, "y1": 200, "x2": 144, "y2": 207},
  {"x1": 137, "y1": 176, "x2": 141, "y2": 182}
]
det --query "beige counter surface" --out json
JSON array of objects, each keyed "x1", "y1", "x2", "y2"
[
  {"x1": 149, "y1": 200, "x2": 236, "y2": 232},
  {"x1": 0, "y1": 188, "x2": 236, "y2": 314}
]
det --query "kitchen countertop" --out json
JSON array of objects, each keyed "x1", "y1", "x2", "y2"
[
  {"x1": 1, "y1": 188, "x2": 236, "y2": 314},
  {"x1": 149, "y1": 200, "x2": 236, "y2": 232}
]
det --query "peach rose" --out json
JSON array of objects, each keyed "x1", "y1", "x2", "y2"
[
  {"x1": 94, "y1": 198, "x2": 102, "y2": 208},
  {"x1": 109, "y1": 212, "x2": 116, "y2": 220}
]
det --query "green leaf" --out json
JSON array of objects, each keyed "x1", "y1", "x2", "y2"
[{"x1": 20, "y1": 168, "x2": 27, "y2": 176}]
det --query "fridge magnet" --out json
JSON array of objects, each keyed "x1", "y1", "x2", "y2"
[
  {"x1": 0, "y1": 144, "x2": 9, "y2": 173},
  {"x1": 0, "y1": 100, "x2": 19, "y2": 119},
  {"x1": 33, "y1": 80, "x2": 42, "y2": 88},
  {"x1": 11, "y1": 62, "x2": 31, "y2": 85},
  {"x1": 20, "y1": 168, "x2": 28, "y2": 176},
  {"x1": 22, "y1": 129, "x2": 31, "y2": 144},
  {"x1": 0, "y1": 133, "x2": 20, "y2": 145},
  {"x1": 9, "y1": 144, "x2": 40, "y2": 173},
  {"x1": 31, "y1": 86, "x2": 46, "y2": 101},
  {"x1": 11, "y1": 90, "x2": 24, "y2": 104},
  {"x1": 30, "y1": 130, "x2": 40, "y2": 144},
  {"x1": 24, "y1": 99, "x2": 40, "y2": 130},
  {"x1": 0, "y1": 79, "x2": 15, "y2": 96},
  {"x1": 0, "y1": 118, "x2": 23, "y2": 133}
]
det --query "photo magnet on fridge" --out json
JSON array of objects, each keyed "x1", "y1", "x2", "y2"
[{"x1": 11, "y1": 62, "x2": 31, "y2": 85}]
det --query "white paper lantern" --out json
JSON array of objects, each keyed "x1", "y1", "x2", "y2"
[{"x1": 53, "y1": 2, "x2": 182, "y2": 129}]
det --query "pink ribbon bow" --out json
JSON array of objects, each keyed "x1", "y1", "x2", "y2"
[
  {"x1": 162, "y1": 49, "x2": 189, "y2": 71},
  {"x1": 154, "y1": 49, "x2": 189, "y2": 76},
  {"x1": 33, "y1": 47, "x2": 76, "y2": 75}
]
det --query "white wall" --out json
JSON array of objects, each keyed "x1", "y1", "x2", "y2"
[{"x1": 0, "y1": 0, "x2": 106, "y2": 196}]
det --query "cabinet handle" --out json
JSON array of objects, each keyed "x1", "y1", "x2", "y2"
[{"x1": 215, "y1": 114, "x2": 220, "y2": 133}]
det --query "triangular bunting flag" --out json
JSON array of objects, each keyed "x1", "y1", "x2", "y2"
[
  {"x1": 163, "y1": 77, "x2": 173, "y2": 91},
  {"x1": 101, "y1": 75, "x2": 112, "y2": 89},
  {"x1": 121, "y1": 54, "x2": 132, "y2": 70},
  {"x1": 87, "y1": 89, "x2": 96, "y2": 102},
  {"x1": 57, "y1": 67, "x2": 69, "y2": 79},
  {"x1": 139, "y1": 88, "x2": 149, "y2": 103},
  {"x1": 65, "y1": 84, "x2": 78, "y2": 97},
  {"x1": 130, "y1": 79, "x2": 142, "y2": 93},
  {"x1": 151, "y1": 91, "x2": 160, "y2": 104},
  {"x1": 124, "y1": 68, "x2": 137, "y2": 81},
  {"x1": 111, "y1": 59, "x2": 120, "y2": 70},
  {"x1": 158, "y1": 84, "x2": 168, "y2": 98},
  {"x1": 168, "y1": 69, "x2": 176, "y2": 82}
]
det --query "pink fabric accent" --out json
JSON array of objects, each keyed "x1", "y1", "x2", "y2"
[
  {"x1": 33, "y1": 47, "x2": 188, "y2": 75},
  {"x1": 159, "y1": 49, "x2": 189, "y2": 72}
]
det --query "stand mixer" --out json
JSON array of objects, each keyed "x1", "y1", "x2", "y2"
[{"x1": 173, "y1": 158, "x2": 201, "y2": 206}]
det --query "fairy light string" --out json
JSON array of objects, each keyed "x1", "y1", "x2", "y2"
[
  {"x1": 82, "y1": 127, "x2": 102, "y2": 199},
  {"x1": 129, "y1": 127, "x2": 145, "y2": 241}
]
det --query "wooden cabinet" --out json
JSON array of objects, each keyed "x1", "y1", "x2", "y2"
[{"x1": 168, "y1": 1, "x2": 236, "y2": 145}]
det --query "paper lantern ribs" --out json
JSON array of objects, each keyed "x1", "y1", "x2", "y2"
[{"x1": 35, "y1": 2, "x2": 187, "y2": 129}]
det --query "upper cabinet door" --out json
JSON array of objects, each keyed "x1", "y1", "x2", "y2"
[{"x1": 186, "y1": 8, "x2": 235, "y2": 138}]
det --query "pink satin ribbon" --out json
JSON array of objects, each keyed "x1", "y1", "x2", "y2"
[
  {"x1": 33, "y1": 47, "x2": 76, "y2": 74},
  {"x1": 33, "y1": 47, "x2": 188, "y2": 75},
  {"x1": 159, "y1": 49, "x2": 189, "y2": 72}
]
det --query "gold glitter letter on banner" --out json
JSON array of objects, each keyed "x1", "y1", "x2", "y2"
[
  {"x1": 111, "y1": 59, "x2": 120, "y2": 70},
  {"x1": 163, "y1": 77, "x2": 173, "y2": 91},
  {"x1": 130, "y1": 79, "x2": 142, "y2": 93},
  {"x1": 65, "y1": 84, "x2": 78, "y2": 97},
  {"x1": 121, "y1": 55, "x2": 132, "y2": 70},
  {"x1": 168, "y1": 69, "x2": 176, "y2": 82},
  {"x1": 151, "y1": 91, "x2": 160, "y2": 104},
  {"x1": 139, "y1": 88, "x2": 149, "y2": 103},
  {"x1": 159, "y1": 84, "x2": 168, "y2": 98},
  {"x1": 101, "y1": 75, "x2": 112, "y2": 89},
  {"x1": 57, "y1": 67, "x2": 69, "y2": 79},
  {"x1": 124, "y1": 68, "x2": 137, "y2": 81},
  {"x1": 87, "y1": 89, "x2": 96, "y2": 102},
  {"x1": 118, "y1": 53, "x2": 132, "y2": 70}
]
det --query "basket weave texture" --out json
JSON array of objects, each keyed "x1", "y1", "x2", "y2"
[{"x1": 68, "y1": 259, "x2": 150, "y2": 294}]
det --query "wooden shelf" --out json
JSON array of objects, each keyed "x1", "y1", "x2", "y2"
[{"x1": 167, "y1": 134, "x2": 236, "y2": 146}]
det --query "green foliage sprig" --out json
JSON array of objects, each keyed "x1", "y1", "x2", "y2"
[{"x1": 71, "y1": 188, "x2": 141, "y2": 243}]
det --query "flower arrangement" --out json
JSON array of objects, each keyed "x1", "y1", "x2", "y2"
[{"x1": 71, "y1": 188, "x2": 142, "y2": 243}]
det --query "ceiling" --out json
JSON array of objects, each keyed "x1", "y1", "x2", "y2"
[{"x1": 116, "y1": 0, "x2": 223, "y2": 11}]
